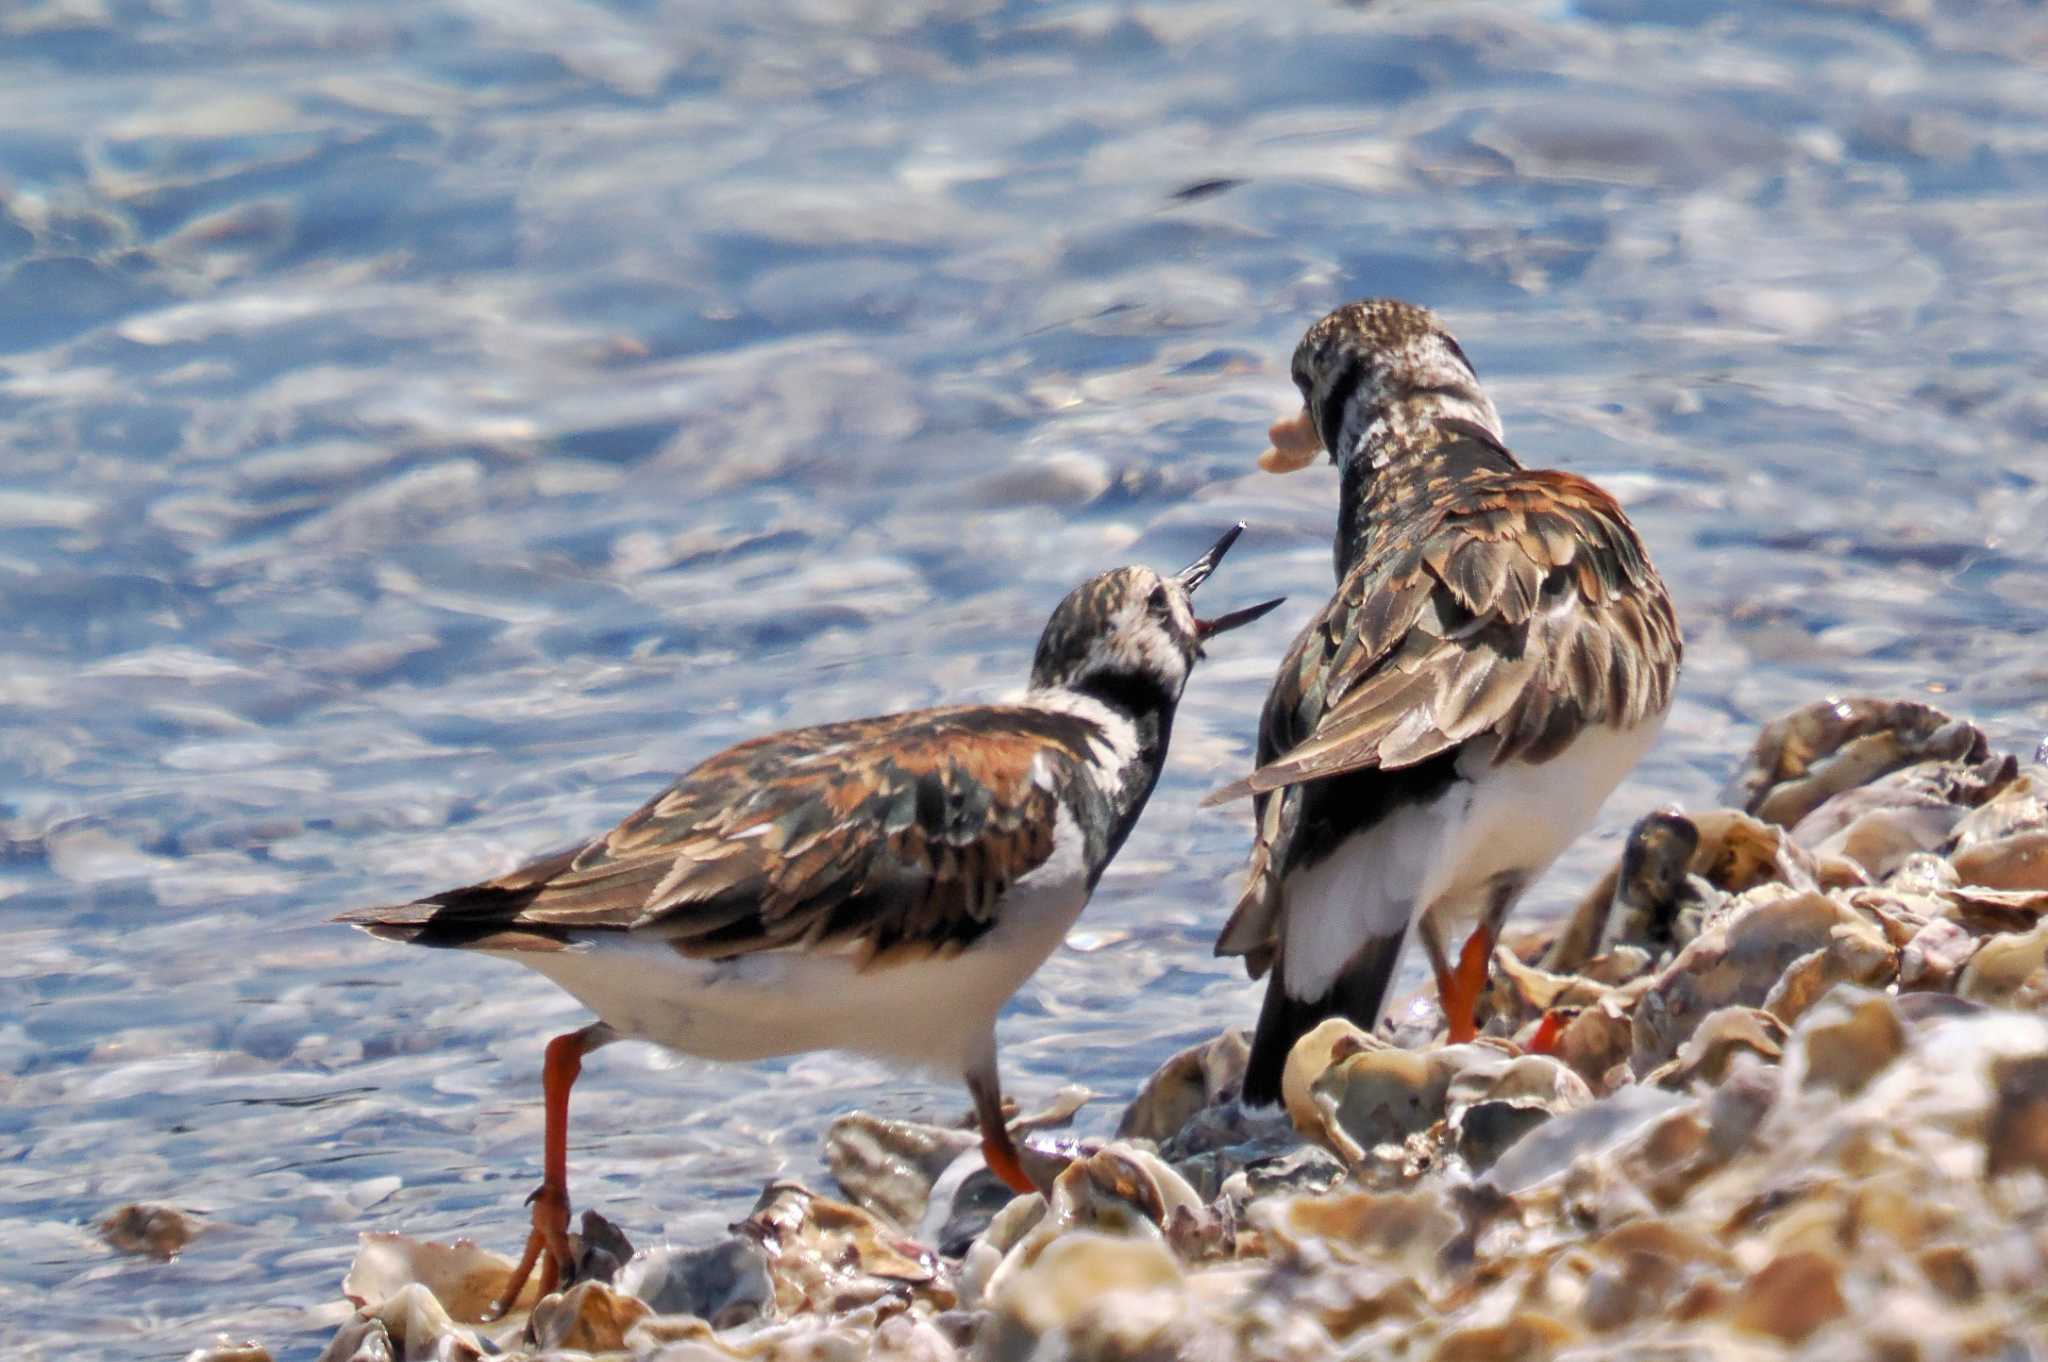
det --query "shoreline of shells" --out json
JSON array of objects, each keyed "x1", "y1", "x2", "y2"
[{"x1": 167, "y1": 696, "x2": 2048, "y2": 1360}]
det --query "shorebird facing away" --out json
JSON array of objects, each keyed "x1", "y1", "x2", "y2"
[
  {"x1": 338, "y1": 526, "x2": 1281, "y2": 1316},
  {"x1": 1207, "y1": 300, "x2": 1681, "y2": 1106}
]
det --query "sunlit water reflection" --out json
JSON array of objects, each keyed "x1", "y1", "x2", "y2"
[{"x1": 3, "y1": 0, "x2": 2046, "y2": 1353}]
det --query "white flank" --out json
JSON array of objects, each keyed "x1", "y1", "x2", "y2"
[
  {"x1": 493, "y1": 808, "x2": 1094, "y2": 1080},
  {"x1": 1280, "y1": 718, "x2": 1663, "y2": 1010}
]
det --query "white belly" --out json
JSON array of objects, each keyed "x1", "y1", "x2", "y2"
[
  {"x1": 1280, "y1": 718, "x2": 1663, "y2": 1007},
  {"x1": 490, "y1": 858, "x2": 1091, "y2": 1081}
]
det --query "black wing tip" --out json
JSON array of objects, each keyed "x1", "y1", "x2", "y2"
[
  {"x1": 331, "y1": 907, "x2": 573, "y2": 951},
  {"x1": 331, "y1": 903, "x2": 441, "y2": 944},
  {"x1": 332, "y1": 901, "x2": 428, "y2": 925},
  {"x1": 338, "y1": 920, "x2": 427, "y2": 945},
  {"x1": 1243, "y1": 936, "x2": 1405, "y2": 1107}
]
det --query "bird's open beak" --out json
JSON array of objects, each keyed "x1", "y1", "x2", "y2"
[
  {"x1": 1174, "y1": 522, "x2": 1245, "y2": 593},
  {"x1": 1195, "y1": 596, "x2": 1285, "y2": 640},
  {"x1": 1175, "y1": 523, "x2": 1285, "y2": 642},
  {"x1": 1257, "y1": 405, "x2": 1322, "y2": 473}
]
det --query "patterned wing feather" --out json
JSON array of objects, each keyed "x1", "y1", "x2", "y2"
[
  {"x1": 1208, "y1": 469, "x2": 1679, "y2": 804},
  {"x1": 337, "y1": 706, "x2": 1100, "y2": 966}
]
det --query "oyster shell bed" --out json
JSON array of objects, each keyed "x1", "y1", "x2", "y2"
[{"x1": 235, "y1": 697, "x2": 2047, "y2": 1361}]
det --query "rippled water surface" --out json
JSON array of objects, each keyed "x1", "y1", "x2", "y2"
[{"x1": 5, "y1": 0, "x2": 2048, "y2": 1354}]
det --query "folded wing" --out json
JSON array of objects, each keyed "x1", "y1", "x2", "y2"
[
  {"x1": 337, "y1": 707, "x2": 1102, "y2": 967},
  {"x1": 1210, "y1": 469, "x2": 1677, "y2": 803}
]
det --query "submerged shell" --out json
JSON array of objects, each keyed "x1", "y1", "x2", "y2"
[
  {"x1": 1897, "y1": 915, "x2": 1980, "y2": 990},
  {"x1": 1949, "y1": 766, "x2": 2048, "y2": 849},
  {"x1": 321, "y1": 1282, "x2": 485, "y2": 1362},
  {"x1": 1955, "y1": 919, "x2": 2048, "y2": 1003},
  {"x1": 1257, "y1": 1184, "x2": 1461, "y2": 1277},
  {"x1": 1546, "y1": 808, "x2": 1703, "y2": 972},
  {"x1": 1544, "y1": 996, "x2": 1639, "y2": 1093},
  {"x1": 1547, "y1": 809, "x2": 1798, "y2": 977},
  {"x1": 1984, "y1": 1053, "x2": 2048, "y2": 1178},
  {"x1": 1486, "y1": 949, "x2": 1614, "y2": 1033},
  {"x1": 1279, "y1": 1016, "x2": 1380, "y2": 1137},
  {"x1": 975, "y1": 1142, "x2": 1218, "y2": 1316},
  {"x1": 1732, "y1": 1250, "x2": 1848, "y2": 1343},
  {"x1": 1643, "y1": 1006, "x2": 1785, "y2": 1089},
  {"x1": 183, "y1": 1343, "x2": 271, "y2": 1362},
  {"x1": 1789, "y1": 989, "x2": 1906, "y2": 1095}
]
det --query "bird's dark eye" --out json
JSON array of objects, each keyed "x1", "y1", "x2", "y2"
[{"x1": 1147, "y1": 585, "x2": 1171, "y2": 615}]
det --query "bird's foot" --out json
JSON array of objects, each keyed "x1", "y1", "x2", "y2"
[
  {"x1": 981, "y1": 1129, "x2": 1039, "y2": 1196},
  {"x1": 981, "y1": 1126, "x2": 1088, "y2": 1197},
  {"x1": 479, "y1": 1180, "x2": 574, "y2": 1323},
  {"x1": 1439, "y1": 924, "x2": 1497, "y2": 1046},
  {"x1": 1526, "y1": 1008, "x2": 1572, "y2": 1056}
]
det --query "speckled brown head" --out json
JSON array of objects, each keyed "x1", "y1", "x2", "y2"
[
  {"x1": 1260, "y1": 299, "x2": 1503, "y2": 474},
  {"x1": 1029, "y1": 524, "x2": 1283, "y2": 703}
]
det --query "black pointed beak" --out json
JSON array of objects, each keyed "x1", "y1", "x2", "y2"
[
  {"x1": 1195, "y1": 595, "x2": 1286, "y2": 641},
  {"x1": 1174, "y1": 524, "x2": 1284, "y2": 644},
  {"x1": 1174, "y1": 522, "x2": 1246, "y2": 594}
]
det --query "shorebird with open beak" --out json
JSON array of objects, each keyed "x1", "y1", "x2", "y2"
[
  {"x1": 339, "y1": 526, "x2": 1280, "y2": 1315},
  {"x1": 1207, "y1": 300, "x2": 1680, "y2": 1104}
]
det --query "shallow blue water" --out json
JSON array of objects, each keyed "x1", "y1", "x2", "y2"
[{"x1": 3, "y1": 0, "x2": 2047, "y2": 1354}]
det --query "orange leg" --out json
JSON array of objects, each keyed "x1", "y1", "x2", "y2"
[
  {"x1": 966, "y1": 1057, "x2": 1040, "y2": 1196},
  {"x1": 1436, "y1": 924, "x2": 1496, "y2": 1045},
  {"x1": 482, "y1": 1023, "x2": 610, "y2": 1321},
  {"x1": 1527, "y1": 1008, "x2": 1571, "y2": 1056},
  {"x1": 980, "y1": 1124, "x2": 1038, "y2": 1197}
]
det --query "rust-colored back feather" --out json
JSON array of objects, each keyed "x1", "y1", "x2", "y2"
[{"x1": 336, "y1": 705, "x2": 1102, "y2": 968}]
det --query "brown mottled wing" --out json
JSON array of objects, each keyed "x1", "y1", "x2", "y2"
[
  {"x1": 1210, "y1": 469, "x2": 1679, "y2": 802},
  {"x1": 338, "y1": 705, "x2": 1100, "y2": 965},
  {"x1": 1209, "y1": 468, "x2": 1680, "y2": 972}
]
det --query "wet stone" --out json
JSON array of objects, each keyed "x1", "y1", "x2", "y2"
[
  {"x1": 1241, "y1": 1144, "x2": 1347, "y2": 1201},
  {"x1": 527, "y1": 1278, "x2": 652, "y2": 1354},
  {"x1": 1732, "y1": 1251, "x2": 1847, "y2": 1343},
  {"x1": 1794, "y1": 990, "x2": 1906, "y2": 1095},
  {"x1": 1951, "y1": 830, "x2": 2048, "y2": 892},
  {"x1": 825, "y1": 1111, "x2": 979, "y2": 1230},
  {"x1": 1725, "y1": 698, "x2": 1987, "y2": 828},
  {"x1": 619, "y1": 1236, "x2": 775, "y2": 1329},
  {"x1": 183, "y1": 1342, "x2": 272, "y2": 1362},
  {"x1": 1630, "y1": 891, "x2": 1875, "y2": 1077},
  {"x1": 99, "y1": 1202, "x2": 204, "y2": 1260},
  {"x1": 1983, "y1": 1054, "x2": 2048, "y2": 1179},
  {"x1": 1115, "y1": 1028, "x2": 1251, "y2": 1144}
]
